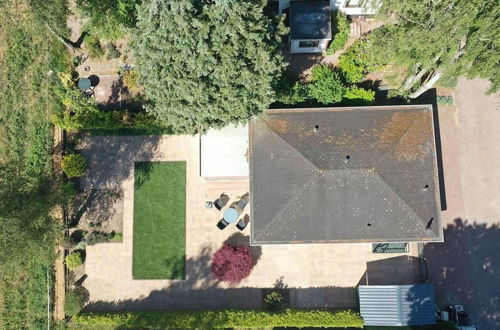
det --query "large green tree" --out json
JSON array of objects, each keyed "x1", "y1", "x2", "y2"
[
  {"x1": 76, "y1": 0, "x2": 140, "y2": 40},
  {"x1": 133, "y1": 0, "x2": 286, "y2": 133},
  {"x1": 370, "y1": 0, "x2": 499, "y2": 98}
]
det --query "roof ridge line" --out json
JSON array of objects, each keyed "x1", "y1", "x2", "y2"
[
  {"x1": 372, "y1": 170, "x2": 424, "y2": 223},
  {"x1": 255, "y1": 175, "x2": 317, "y2": 241},
  {"x1": 263, "y1": 119, "x2": 319, "y2": 171}
]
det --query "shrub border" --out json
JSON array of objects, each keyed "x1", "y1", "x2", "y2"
[{"x1": 73, "y1": 309, "x2": 363, "y2": 328}]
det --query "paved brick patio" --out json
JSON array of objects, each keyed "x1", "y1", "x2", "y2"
[{"x1": 80, "y1": 134, "x2": 420, "y2": 311}]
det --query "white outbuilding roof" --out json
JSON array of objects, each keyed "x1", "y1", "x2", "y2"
[{"x1": 200, "y1": 124, "x2": 249, "y2": 180}]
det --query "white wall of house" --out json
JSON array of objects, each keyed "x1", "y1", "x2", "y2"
[{"x1": 290, "y1": 39, "x2": 329, "y2": 53}]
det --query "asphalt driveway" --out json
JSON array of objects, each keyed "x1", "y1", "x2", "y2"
[{"x1": 425, "y1": 78, "x2": 500, "y2": 329}]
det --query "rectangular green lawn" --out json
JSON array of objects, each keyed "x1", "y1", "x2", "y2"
[{"x1": 133, "y1": 162, "x2": 186, "y2": 279}]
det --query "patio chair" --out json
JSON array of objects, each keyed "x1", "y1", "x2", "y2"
[
  {"x1": 217, "y1": 219, "x2": 230, "y2": 230},
  {"x1": 214, "y1": 193, "x2": 229, "y2": 211},
  {"x1": 236, "y1": 214, "x2": 249, "y2": 231},
  {"x1": 235, "y1": 193, "x2": 249, "y2": 211}
]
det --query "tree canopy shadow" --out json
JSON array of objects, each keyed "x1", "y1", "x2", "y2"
[
  {"x1": 83, "y1": 244, "x2": 359, "y2": 312},
  {"x1": 77, "y1": 135, "x2": 162, "y2": 190},
  {"x1": 424, "y1": 218, "x2": 499, "y2": 329}
]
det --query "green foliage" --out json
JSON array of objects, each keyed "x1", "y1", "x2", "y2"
[
  {"x1": 327, "y1": 10, "x2": 350, "y2": 55},
  {"x1": 372, "y1": 0, "x2": 499, "y2": 94},
  {"x1": 77, "y1": 0, "x2": 140, "y2": 40},
  {"x1": 274, "y1": 74, "x2": 307, "y2": 105},
  {"x1": 122, "y1": 70, "x2": 142, "y2": 94},
  {"x1": 52, "y1": 75, "x2": 164, "y2": 132},
  {"x1": 65, "y1": 289, "x2": 84, "y2": 317},
  {"x1": 84, "y1": 34, "x2": 105, "y2": 59},
  {"x1": 133, "y1": 0, "x2": 286, "y2": 133},
  {"x1": 28, "y1": 0, "x2": 69, "y2": 36},
  {"x1": 109, "y1": 232, "x2": 123, "y2": 241},
  {"x1": 65, "y1": 251, "x2": 84, "y2": 270},
  {"x1": 74, "y1": 309, "x2": 364, "y2": 328},
  {"x1": 343, "y1": 86, "x2": 376, "y2": 105},
  {"x1": 0, "y1": 1, "x2": 69, "y2": 328},
  {"x1": 437, "y1": 95, "x2": 454, "y2": 105},
  {"x1": 307, "y1": 67, "x2": 345, "y2": 104},
  {"x1": 338, "y1": 40, "x2": 376, "y2": 84},
  {"x1": 105, "y1": 43, "x2": 121, "y2": 59},
  {"x1": 61, "y1": 154, "x2": 87, "y2": 178},
  {"x1": 264, "y1": 291, "x2": 284, "y2": 311},
  {"x1": 1, "y1": 263, "x2": 52, "y2": 329},
  {"x1": 310, "y1": 64, "x2": 335, "y2": 81}
]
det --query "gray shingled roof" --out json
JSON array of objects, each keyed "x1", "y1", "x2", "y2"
[
  {"x1": 249, "y1": 106, "x2": 443, "y2": 244},
  {"x1": 290, "y1": 0, "x2": 332, "y2": 40}
]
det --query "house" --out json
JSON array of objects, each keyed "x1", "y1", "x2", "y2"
[
  {"x1": 288, "y1": 0, "x2": 332, "y2": 53},
  {"x1": 249, "y1": 105, "x2": 443, "y2": 245}
]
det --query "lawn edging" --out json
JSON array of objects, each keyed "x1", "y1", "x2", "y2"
[{"x1": 73, "y1": 309, "x2": 364, "y2": 328}]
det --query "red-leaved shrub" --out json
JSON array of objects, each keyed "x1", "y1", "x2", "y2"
[{"x1": 211, "y1": 244, "x2": 254, "y2": 282}]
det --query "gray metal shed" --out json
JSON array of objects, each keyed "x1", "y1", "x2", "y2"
[{"x1": 359, "y1": 285, "x2": 436, "y2": 326}]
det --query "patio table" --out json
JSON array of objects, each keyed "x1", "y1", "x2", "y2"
[
  {"x1": 78, "y1": 77, "x2": 92, "y2": 91},
  {"x1": 223, "y1": 207, "x2": 239, "y2": 223}
]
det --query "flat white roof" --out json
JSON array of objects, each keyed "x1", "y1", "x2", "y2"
[{"x1": 201, "y1": 124, "x2": 249, "y2": 179}]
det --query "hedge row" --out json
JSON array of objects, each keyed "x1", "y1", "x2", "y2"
[{"x1": 73, "y1": 309, "x2": 363, "y2": 328}]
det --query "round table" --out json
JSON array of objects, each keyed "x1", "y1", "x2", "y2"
[
  {"x1": 77, "y1": 77, "x2": 92, "y2": 90},
  {"x1": 223, "y1": 208, "x2": 239, "y2": 223}
]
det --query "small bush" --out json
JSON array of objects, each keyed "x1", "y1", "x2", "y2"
[
  {"x1": 84, "y1": 34, "x2": 104, "y2": 59},
  {"x1": 65, "y1": 251, "x2": 84, "y2": 270},
  {"x1": 343, "y1": 86, "x2": 376, "y2": 105},
  {"x1": 65, "y1": 289, "x2": 84, "y2": 317},
  {"x1": 264, "y1": 291, "x2": 284, "y2": 311},
  {"x1": 61, "y1": 154, "x2": 87, "y2": 178},
  {"x1": 338, "y1": 40, "x2": 376, "y2": 84},
  {"x1": 307, "y1": 71, "x2": 345, "y2": 104},
  {"x1": 211, "y1": 244, "x2": 255, "y2": 283},
  {"x1": 327, "y1": 10, "x2": 350, "y2": 55},
  {"x1": 85, "y1": 231, "x2": 110, "y2": 246},
  {"x1": 105, "y1": 43, "x2": 120, "y2": 59},
  {"x1": 274, "y1": 74, "x2": 307, "y2": 105},
  {"x1": 437, "y1": 95, "x2": 454, "y2": 105},
  {"x1": 122, "y1": 70, "x2": 142, "y2": 94},
  {"x1": 310, "y1": 64, "x2": 334, "y2": 82},
  {"x1": 73, "y1": 309, "x2": 364, "y2": 328},
  {"x1": 110, "y1": 232, "x2": 123, "y2": 241}
]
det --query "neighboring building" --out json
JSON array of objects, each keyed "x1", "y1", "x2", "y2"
[
  {"x1": 200, "y1": 124, "x2": 249, "y2": 180},
  {"x1": 279, "y1": 0, "x2": 378, "y2": 53},
  {"x1": 288, "y1": 0, "x2": 332, "y2": 53},
  {"x1": 331, "y1": 0, "x2": 377, "y2": 16},
  {"x1": 249, "y1": 106, "x2": 443, "y2": 245},
  {"x1": 359, "y1": 285, "x2": 437, "y2": 326}
]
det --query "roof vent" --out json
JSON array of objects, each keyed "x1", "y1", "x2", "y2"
[
  {"x1": 367, "y1": 223, "x2": 372, "y2": 227},
  {"x1": 423, "y1": 184, "x2": 429, "y2": 191},
  {"x1": 426, "y1": 217, "x2": 434, "y2": 230},
  {"x1": 344, "y1": 155, "x2": 351, "y2": 163},
  {"x1": 313, "y1": 124, "x2": 319, "y2": 132}
]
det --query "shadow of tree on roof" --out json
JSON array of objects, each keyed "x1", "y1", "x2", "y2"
[{"x1": 424, "y1": 218, "x2": 500, "y2": 329}]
